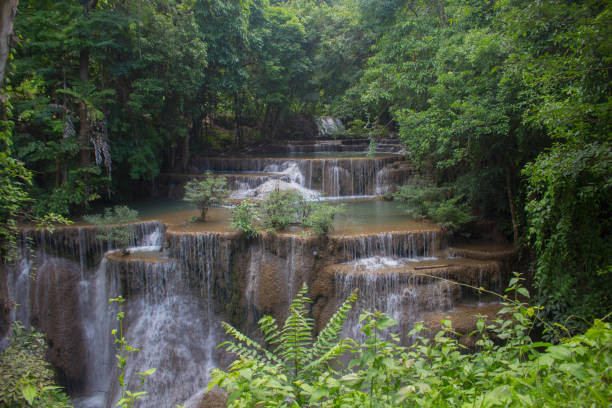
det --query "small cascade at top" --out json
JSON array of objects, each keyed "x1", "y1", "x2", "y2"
[{"x1": 315, "y1": 116, "x2": 344, "y2": 137}]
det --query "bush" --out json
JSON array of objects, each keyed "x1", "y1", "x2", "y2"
[
  {"x1": 230, "y1": 199, "x2": 260, "y2": 238},
  {"x1": 183, "y1": 172, "x2": 230, "y2": 221},
  {"x1": 84, "y1": 205, "x2": 139, "y2": 254},
  {"x1": 231, "y1": 191, "x2": 342, "y2": 236},
  {"x1": 258, "y1": 189, "x2": 303, "y2": 232},
  {"x1": 0, "y1": 322, "x2": 73, "y2": 407},
  {"x1": 394, "y1": 182, "x2": 472, "y2": 235},
  {"x1": 303, "y1": 202, "x2": 344, "y2": 235}
]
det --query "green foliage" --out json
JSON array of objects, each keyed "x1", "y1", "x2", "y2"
[
  {"x1": 211, "y1": 276, "x2": 612, "y2": 407},
  {"x1": 524, "y1": 142, "x2": 612, "y2": 336},
  {"x1": 84, "y1": 205, "x2": 139, "y2": 254},
  {"x1": 230, "y1": 199, "x2": 260, "y2": 239},
  {"x1": 231, "y1": 192, "x2": 343, "y2": 236},
  {"x1": 302, "y1": 202, "x2": 344, "y2": 236},
  {"x1": 258, "y1": 189, "x2": 304, "y2": 233},
  {"x1": 394, "y1": 183, "x2": 472, "y2": 235},
  {"x1": 183, "y1": 173, "x2": 230, "y2": 221},
  {"x1": 209, "y1": 285, "x2": 358, "y2": 406},
  {"x1": 109, "y1": 296, "x2": 155, "y2": 408},
  {"x1": 0, "y1": 321, "x2": 72, "y2": 408}
]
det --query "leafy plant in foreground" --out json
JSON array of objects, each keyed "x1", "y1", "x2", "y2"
[
  {"x1": 183, "y1": 173, "x2": 230, "y2": 221},
  {"x1": 110, "y1": 296, "x2": 156, "y2": 408},
  {"x1": 209, "y1": 285, "x2": 358, "y2": 406},
  {"x1": 0, "y1": 321, "x2": 72, "y2": 407},
  {"x1": 210, "y1": 275, "x2": 612, "y2": 407}
]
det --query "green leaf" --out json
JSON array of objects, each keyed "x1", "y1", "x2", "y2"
[{"x1": 21, "y1": 384, "x2": 37, "y2": 405}]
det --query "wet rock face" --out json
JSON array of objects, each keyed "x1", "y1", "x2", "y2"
[
  {"x1": 197, "y1": 388, "x2": 228, "y2": 408},
  {"x1": 0, "y1": 263, "x2": 11, "y2": 339},
  {"x1": 27, "y1": 256, "x2": 86, "y2": 391}
]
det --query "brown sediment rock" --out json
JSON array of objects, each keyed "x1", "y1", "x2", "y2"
[
  {"x1": 448, "y1": 242, "x2": 517, "y2": 262},
  {"x1": 328, "y1": 257, "x2": 503, "y2": 288},
  {"x1": 27, "y1": 255, "x2": 87, "y2": 390},
  {"x1": 198, "y1": 388, "x2": 228, "y2": 408},
  {"x1": 422, "y1": 302, "x2": 506, "y2": 348}
]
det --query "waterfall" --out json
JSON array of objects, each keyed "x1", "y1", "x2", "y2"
[
  {"x1": 315, "y1": 116, "x2": 344, "y2": 137},
  {"x1": 194, "y1": 156, "x2": 401, "y2": 198},
  {"x1": 337, "y1": 230, "x2": 440, "y2": 261},
  {"x1": 335, "y1": 269, "x2": 457, "y2": 342}
]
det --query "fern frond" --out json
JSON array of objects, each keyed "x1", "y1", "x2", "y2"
[
  {"x1": 301, "y1": 338, "x2": 356, "y2": 377},
  {"x1": 258, "y1": 315, "x2": 282, "y2": 348},
  {"x1": 307, "y1": 289, "x2": 357, "y2": 362},
  {"x1": 220, "y1": 322, "x2": 284, "y2": 366}
]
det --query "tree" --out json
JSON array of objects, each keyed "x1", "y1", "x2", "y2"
[
  {"x1": 503, "y1": 0, "x2": 612, "y2": 334},
  {"x1": 0, "y1": 0, "x2": 18, "y2": 86},
  {"x1": 183, "y1": 173, "x2": 229, "y2": 221}
]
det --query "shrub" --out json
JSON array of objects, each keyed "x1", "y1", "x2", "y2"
[
  {"x1": 183, "y1": 173, "x2": 230, "y2": 221},
  {"x1": 231, "y1": 191, "x2": 342, "y2": 236},
  {"x1": 303, "y1": 202, "x2": 344, "y2": 235},
  {"x1": 0, "y1": 322, "x2": 72, "y2": 407},
  {"x1": 258, "y1": 189, "x2": 303, "y2": 232},
  {"x1": 84, "y1": 205, "x2": 139, "y2": 254},
  {"x1": 230, "y1": 199, "x2": 260, "y2": 238},
  {"x1": 394, "y1": 182, "x2": 472, "y2": 235}
]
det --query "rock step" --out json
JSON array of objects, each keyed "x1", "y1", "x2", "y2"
[
  {"x1": 447, "y1": 243, "x2": 517, "y2": 261},
  {"x1": 421, "y1": 302, "x2": 506, "y2": 347},
  {"x1": 329, "y1": 257, "x2": 503, "y2": 290}
]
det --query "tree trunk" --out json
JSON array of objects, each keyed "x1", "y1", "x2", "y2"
[
  {"x1": 0, "y1": 0, "x2": 18, "y2": 86},
  {"x1": 506, "y1": 169, "x2": 519, "y2": 244},
  {"x1": 77, "y1": 0, "x2": 98, "y2": 168},
  {"x1": 182, "y1": 131, "x2": 190, "y2": 172},
  {"x1": 78, "y1": 50, "x2": 91, "y2": 167}
]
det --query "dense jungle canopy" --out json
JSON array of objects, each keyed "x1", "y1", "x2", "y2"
[{"x1": 0, "y1": 0, "x2": 610, "y2": 337}]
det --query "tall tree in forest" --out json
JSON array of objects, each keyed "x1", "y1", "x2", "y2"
[
  {"x1": 0, "y1": 0, "x2": 18, "y2": 86},
  {"x1": 501, "y1": 0, "x2": 612, "y2": 333}
]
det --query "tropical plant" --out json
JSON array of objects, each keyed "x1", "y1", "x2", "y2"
[
  {"x1": 110, "y1": 296, "x2": 156, "y2": 408},
  {"x1": 209, "y1": 285, "x2": 358, "y2": 406},
  {"x1": 210, "y1": 274, "x2": 612, "y2": 407},
  {"x1": 183, "y1": 173, "x2": 230, "y2": 221},
  {"x1": 84, "y1": 205, "x2": 139, "y2": 255},
  {"x1": 0, "y1": 321, "x2": 73, "y2": 407}
]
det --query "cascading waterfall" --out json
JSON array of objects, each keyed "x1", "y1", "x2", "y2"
[
  {"x1": 338, "y1": 230, "x2": 440, "y2": 261},
  {"x1": 194, "y1": 156, "x2": 401, "y2": 198},
  {"x1": 334, "y1": 268, "x2": 457, "y2": 342},
  {"x1": 315, "y1": 117, "x2": 344, "y2": 137}
]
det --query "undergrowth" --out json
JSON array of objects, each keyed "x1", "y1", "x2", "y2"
[{"x1": 210, "y1": 274, "x2": 612, "y2": 407}]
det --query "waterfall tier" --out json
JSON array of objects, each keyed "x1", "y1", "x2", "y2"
[
  {"x1": 2, "y1": 211, "x2": 516, "y2": 407},
  {"x1": 161, "y1": 154, "x2": 411, "y2": 199}
]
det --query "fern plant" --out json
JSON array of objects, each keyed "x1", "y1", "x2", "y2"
[{"x1": 209, "y1": 285, "x2": 357, "y2": 407}]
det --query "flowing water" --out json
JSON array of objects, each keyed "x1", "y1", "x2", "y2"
[{"x1": 1, "y1": 140, "x2": 511, "y2": 407}]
